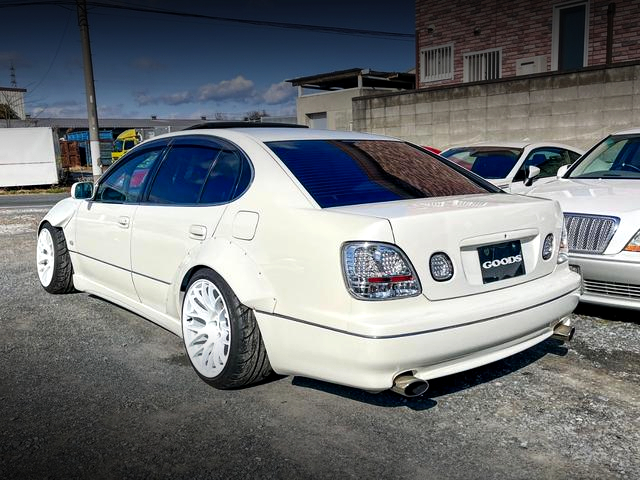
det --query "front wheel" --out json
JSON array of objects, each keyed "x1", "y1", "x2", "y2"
[
  {"x1": 36, "y1": 223, "x2": 75, "y2": 294},
  {"x1": 181, "y1": 269, "x2": 272, "y2": 389}
]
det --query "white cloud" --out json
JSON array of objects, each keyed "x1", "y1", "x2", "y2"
[
  {"x1": 198, "y1": 76, "x2": 255, "y2": 101},
  {"x1": 262, "y1": 81, "x2": 296, "y2": 105}
]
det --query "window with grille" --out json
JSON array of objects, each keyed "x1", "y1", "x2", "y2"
[
  {"x1": 463, "y1": 48, "x2": 502, "y2": 82},
  {"x1": 421, "y1": 44, "x2": 454, "y2": 82}
]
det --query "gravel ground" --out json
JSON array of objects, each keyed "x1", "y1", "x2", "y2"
[{"x1": 0, "y1": 206, "x2": 638, "y2": 479}]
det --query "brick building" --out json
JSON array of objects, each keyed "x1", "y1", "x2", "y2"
[{"x1": 416, "y1": 0, "x2": 640, "y2": 88}]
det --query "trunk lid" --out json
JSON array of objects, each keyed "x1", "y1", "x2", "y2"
[{"x1": 331, "y1": 193, "x2": 563, "y2": 301}]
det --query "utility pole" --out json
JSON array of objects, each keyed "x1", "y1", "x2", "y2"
[{"x1": 76, "y1": 0, "x2": 102, "y2": 180}]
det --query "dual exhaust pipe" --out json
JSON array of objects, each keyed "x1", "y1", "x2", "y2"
[{"x1": 391, "y1": 321, "x2": 575, "y2": 398}]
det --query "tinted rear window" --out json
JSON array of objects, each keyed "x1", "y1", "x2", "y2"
[
  {"x1": 267, "y1": 140, "x2": 490, "y2": 208},
  {"x1": 442, "y1": 147, "x2": 522, "y2": 179}
]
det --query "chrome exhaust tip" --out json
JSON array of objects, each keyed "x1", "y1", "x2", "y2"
[
  {"x1": 551, "y1": 322, "x2": 575, "y2": 342},
  {"x1": 391, "y1": 373, "x2": 429, "y2": 397}
]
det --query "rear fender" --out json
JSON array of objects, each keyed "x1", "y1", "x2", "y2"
[{"x1": 169, "y1": 238, "x2": 276, "y2": 318}]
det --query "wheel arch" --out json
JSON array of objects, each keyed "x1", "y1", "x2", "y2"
[
  {"x1": 38, "y1": 197, "x2": 81, "y2": 232},
  {"x1": 173, "y1": 238, "x2": 276, "y2": 316}
]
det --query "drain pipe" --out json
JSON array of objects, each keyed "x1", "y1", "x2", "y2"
[{"x1": 606, "y1": 3, "x2": 616, "y2": 65}]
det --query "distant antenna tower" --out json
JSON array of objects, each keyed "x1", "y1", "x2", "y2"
[{"x1": 10, "y1": 62, "x2": 17, "y2": 87}]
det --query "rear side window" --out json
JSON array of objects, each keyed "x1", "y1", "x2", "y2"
[
  {"x1": 267, "y1": 140, "x2": 490, "y2": 208},
  {"x1": 148, "y1": 145, "x2": 220, "y2": 204},
  {"x1": 199, "y1": 149, "x2": 249, "y2": 204}
]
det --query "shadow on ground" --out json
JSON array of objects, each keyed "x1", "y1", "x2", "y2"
[{"x1": 574, "y1": 302, "x2": 639, "y2": 324}]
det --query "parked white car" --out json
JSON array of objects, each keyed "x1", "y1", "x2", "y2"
[
  {"x1": 528, "y1": 129, "x2": 640, "y2": 311},
  {"x1": 37, "y1": 125, "x2": 580, "y2": 396},
  {"x1": 441, "y1": 142, "x2": 583, "y2": 194}
]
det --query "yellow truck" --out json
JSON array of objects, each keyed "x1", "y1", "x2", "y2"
[{"x1": 111, "y1": 129, "x2": 142, "y2": 162}]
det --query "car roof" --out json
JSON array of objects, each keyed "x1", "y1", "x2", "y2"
[
  {"x1": 154, "y1": 127, "x2": 396, "y2": 143},
  {"x1": 442, "y1": 141, "x2": 583, "y2": 152},
  {"x1": 613, "y1": 127, "x2": 640, "y2": 136}
]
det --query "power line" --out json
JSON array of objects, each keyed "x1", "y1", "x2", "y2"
[
  {"x1": 0, "y1": 0, "x2": 414, "y2": 40},
  {"x1": 28, "y1": 9, "x2": 72, "y2": 95}
]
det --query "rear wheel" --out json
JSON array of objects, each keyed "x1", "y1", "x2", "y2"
[
  {"x1": 36, "y1": 223, "x2": 75, "y2": 294},
  {"x1": 181, "y1": 269, "x2": 271, "y2": 389}
]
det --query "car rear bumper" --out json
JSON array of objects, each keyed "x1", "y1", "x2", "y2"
[
  {"x1": 570, "y1": 252, "x2": 640, "y2": 310},
  {"x1": 255, "y1": 268, "x2": 581, "y2": 392}
]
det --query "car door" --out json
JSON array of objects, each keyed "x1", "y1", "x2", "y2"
[
  {"x1": 510, "y1": 147, "x2": 575, "y2": 194},
  {"x1": 73, "y1": 144, "x2": 166, "y2": 301},
  {"x1": 130, "y1": 136, "x2": 252, "y2": 315}
]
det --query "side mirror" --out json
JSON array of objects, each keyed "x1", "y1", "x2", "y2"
[
  {"x1": 556, "y1": 164, "x2": 570, "y2": 179},
  {"x1": 523, "y1": 165, "x2": 541, "y2": 187},
  {"x1": 71, "y1": 181, "x2": 94, "y2": 200}
]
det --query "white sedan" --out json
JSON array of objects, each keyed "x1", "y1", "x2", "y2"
[
  {"x1": 441, "y1": 142, "x2": 583, "y2": 194},
  {"x1": 36, "y1": 125, "x2": 580, "y2": 396},
  {"x1": 528, "y1": 129, "x2": 640, "y2": 311}
]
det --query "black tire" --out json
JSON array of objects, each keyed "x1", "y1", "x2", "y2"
[
  {"x1": 181, "y1": 269, "x2": 272, "y2": 389},
  {"x1": 36, "y1": 223, "x2": 75, "y2": 294}
]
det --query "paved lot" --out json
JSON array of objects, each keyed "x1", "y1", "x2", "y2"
[{"x1": 1, "y1": 200, "x2": 638, "y2": 479}]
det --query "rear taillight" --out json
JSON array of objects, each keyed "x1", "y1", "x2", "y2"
[
  {"x1": 558, "y1": 221, "x2": 569, "y2": 263},
  {"x1": 342, "y1": 242, "x2": 421, "y2": 300}
]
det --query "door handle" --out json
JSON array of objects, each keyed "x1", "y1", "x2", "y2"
[
  {"x1": 189, "y1": 224, "x2": 207, "y2": 240},
  {"x1": 117, "y1": 216, "x2": 130, "y2": 228}
]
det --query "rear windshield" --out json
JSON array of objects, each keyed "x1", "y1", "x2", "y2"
[
  {"x1": 442, "y1": 147, "x2": 523, "y2": 179},
  {"x1": 267, "y1": 140, "x2": 492, "y2": 208}
]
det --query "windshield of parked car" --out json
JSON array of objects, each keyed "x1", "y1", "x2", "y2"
[
  {"x1": 266, "y1": 140, "x2": 495, "y2": 208},
  {"x1": 441, "y1": 147, "x2": 523, "y2": 179},
  {"x1": 569, "y1": 134, "x2": 640, "y2": 179}
]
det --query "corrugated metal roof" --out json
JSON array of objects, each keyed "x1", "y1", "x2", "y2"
[
  {"x1": 286, "y1": 68, "x2": 415, "y2": 91},
  {"x1": 4, "y1": 118, "x2": 203, "y2": 130}
]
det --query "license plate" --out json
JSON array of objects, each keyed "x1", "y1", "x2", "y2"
[{"x1": 478, "y1": 240, "x2": 525, "y2": 284}]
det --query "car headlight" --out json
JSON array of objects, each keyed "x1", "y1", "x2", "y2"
[
  {"x1": 624, "y1": 230, "x2": 640, "y2": 252},
  {"x1": 342, "y1": 242, "x2": 421, "y2": 300},
  {"x1": 558, "y1": 220, "x2": 569, "y2": 263}
]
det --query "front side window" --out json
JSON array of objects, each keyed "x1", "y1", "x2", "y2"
[
  {"x1": 267, "y1": 140, "x2": 492, "y2": 208},
  {"x1": 514, "y1": 148, "x2": 574, "y2": 181},
  {"x1": 569, "y1": 135, "x2": 640, "y2": 179},
  {"x1": 441, "y1": 147, "x2": 522, "y2": 179},
  {"x1": 95, "y1": 147, "x2": 164, "y2": 203}
]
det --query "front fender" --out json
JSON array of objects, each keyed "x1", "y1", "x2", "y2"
[
  {"x1": 170, "y1": 238, "x2": 276, "y2": 317},
  {"x1": 38, "y1": 197, "x2": 81, "y2": 231}
]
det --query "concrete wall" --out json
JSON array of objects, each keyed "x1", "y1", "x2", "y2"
[
  {"x1": 353, "y1": 62, "x2": 640, "y2": 150},
  {"x1": 416, "y1": 0, "x2": 640, "y2": 88},
  {"x1": 296, "y1": 88, "x2": 398, "y2": 131}
]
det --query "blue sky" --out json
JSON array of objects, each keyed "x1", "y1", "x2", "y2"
[{"x1": 1, "y1": 0, "x2": 415, "y2": 120}]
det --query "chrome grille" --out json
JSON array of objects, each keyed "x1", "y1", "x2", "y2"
[
  {"x1": 583, "y1": 279, "x2": 640, "y2": 300},
  {"x1": 564, "y1": 213, "x2": 619, "y2": 254}
]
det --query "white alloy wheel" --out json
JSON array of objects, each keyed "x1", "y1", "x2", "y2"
[
  {"x1": 182, "y1": 279, "x2": 231, "y2": 378},
  {"x1": 37, "y1": 227, "x2": 55, "y2": 287}
]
